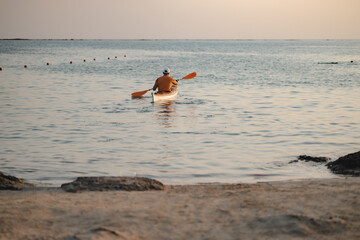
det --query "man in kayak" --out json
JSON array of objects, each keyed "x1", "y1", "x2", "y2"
[{"x1": 152, "y1": 68, "x2": 178, "y2": 92}]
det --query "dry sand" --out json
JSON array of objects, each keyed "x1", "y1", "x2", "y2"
[{"x1": 0, "y1": 177, "x2": 359, "y2": 240}]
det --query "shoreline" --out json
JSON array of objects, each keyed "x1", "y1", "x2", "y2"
[
  {"x1": 1, "y1": 38, "x2": 360, "y2": 41},
  {"x1": 1, "y1": 177, "x2": 359, "y2": 240}
]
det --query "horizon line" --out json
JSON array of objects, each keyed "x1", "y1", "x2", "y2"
[{"x1": 1, "y1": 38, "x2": 360, "y2": 41}]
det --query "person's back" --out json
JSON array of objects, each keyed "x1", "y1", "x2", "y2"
[{"x1": 153, "y1": 68, "x2": 177, "y2": 92}]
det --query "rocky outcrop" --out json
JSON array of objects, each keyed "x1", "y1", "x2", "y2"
[
  {"x1": 0, "y1": 172, "x2": 35, "y2": 190},
  {"x1": 289, "y1": 151, "x2": 360, "y2": 176},
  {"x1": 61, "y1": 176, "x2": 164, "y2": 193},
  {"x1": 290, "y1": 155, "x2": 330, "y2": 163},
  {"x1": 326, "y1": 151, "x2": 360, "y2": 176}
]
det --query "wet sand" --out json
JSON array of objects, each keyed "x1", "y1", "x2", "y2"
[{"x1": 0, "y1": 178, "x2": 359, "y2": 240}]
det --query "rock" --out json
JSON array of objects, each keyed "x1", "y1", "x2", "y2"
[
  {"x1": 298, "y1": 155, "x2": 330, "y2": 163},
  {"x1": 0, "y1": 172, "x2": 36, "y2": 190},
  {"x1": 61, "y1": 176, "x2": 164, "y2": 193},
  {"x1": 318, "y1": 62, "x2": 339, "y2": 64},
  {"x1": 326, "y1": 151, "x2": 360, "y2": 176},
  {"x1": 289, "y1": 155, "x2": 330, "y2": 163}
]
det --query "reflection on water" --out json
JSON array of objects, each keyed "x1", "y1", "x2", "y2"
[{"x1": 153, "y1": 101, "x2": 176, "y2": 128}]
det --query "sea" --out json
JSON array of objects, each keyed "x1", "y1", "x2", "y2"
[{"x1": 0, "y1": 39, "x2": 359, "y2": 186}]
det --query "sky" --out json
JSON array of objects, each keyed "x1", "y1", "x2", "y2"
[{"x1": 0, "y1": 0, "x2": 359, "y2": 39}]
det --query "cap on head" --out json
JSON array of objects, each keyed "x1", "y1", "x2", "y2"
[{"x1": 163, "y1": 68, "x2": 170, "y2": 74}]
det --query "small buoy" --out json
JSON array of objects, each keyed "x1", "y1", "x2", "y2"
[
  {"x1": 83, "y1": 59, "x2": 86, "y2": 62},
  {"x1": 46, "y1": 62, "x2": 50, "y2": 66},
  {"x1": 24, "y1": 65, "x2": 28, "y2": 68},
  {"x1": 70, "y1": 61, "x2": 73, "y2": 64}
]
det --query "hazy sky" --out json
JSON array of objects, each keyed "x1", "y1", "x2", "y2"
[{"x1": 0, "y1": 0, "x2": 359, "y2": 39}]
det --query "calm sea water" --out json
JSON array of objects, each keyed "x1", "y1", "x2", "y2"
[{"x1": 0, "y1": 39, "x2": 359, "y2": 186}]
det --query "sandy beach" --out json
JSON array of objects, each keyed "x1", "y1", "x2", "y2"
[{"x1": 1, "y1": 177, "x2": 359, "y2": 240}]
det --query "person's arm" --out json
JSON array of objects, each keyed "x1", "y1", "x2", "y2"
[
  {"x1": 152, "y1": 79, "x2": 158, "y2": 91},
  {"x1": 171, "y1": 77, "x2": 178, "y2": 85}
]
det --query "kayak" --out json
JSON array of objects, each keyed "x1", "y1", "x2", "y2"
[{"x1": 151, "y1": 85, "x2": 178, "y2": 103}]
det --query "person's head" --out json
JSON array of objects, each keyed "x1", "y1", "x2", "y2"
[{"x1": 163, "y1": 68, "x2": 170, "y2": 75}]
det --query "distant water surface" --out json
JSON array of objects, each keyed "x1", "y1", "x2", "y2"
[{"x1": 0, "y1": 39, "x2": 359, "y2": 186}]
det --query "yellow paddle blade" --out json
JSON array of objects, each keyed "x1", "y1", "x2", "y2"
[
  {"x1": 131, "y1": 89, "x2": 149, "y2": 97},
  {"x1": 182, "y1": 72, "x2": 197, "y2": 80}
]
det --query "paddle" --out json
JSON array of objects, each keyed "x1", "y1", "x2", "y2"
[
  {"x1": 131, "y1": 89, "x2": 152, "y2": 97},
  {"x1": 131, "y1": 72, "x2": 196, "y2": 97},
  {"x1": 181, "y1": 71, "x2": 197, "y2": 80}
]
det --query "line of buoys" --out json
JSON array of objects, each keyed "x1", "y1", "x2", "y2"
[
  {"x1": 0, "y1": 54, "x2": 127, "y2": 72},
  {"x1": 318, "y1": 61, "x2": 356, "y2": 64}
]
